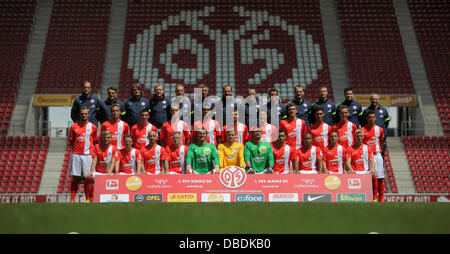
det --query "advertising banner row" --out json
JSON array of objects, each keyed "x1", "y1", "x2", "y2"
[
  {"x1": 0, "y1": 194, "x2": 448, "y2": 203},
  {"x1": 93, "y1": 167, "x2": 374, "y2": 202}
]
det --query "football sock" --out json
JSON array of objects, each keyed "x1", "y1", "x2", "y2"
[
  {"x1": 372, "y1": 176, "x2": 378, "y2": 200},
  {"x1": 70, "y1": 179, "x2": 79, "y2": 202},
  {"x1": 378, "y1": 178, "x2": 385, "y2": 202}
]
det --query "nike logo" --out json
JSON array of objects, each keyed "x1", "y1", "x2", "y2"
[{"x1": 307, "y1": 195, "x2": 326, "y2": 202}]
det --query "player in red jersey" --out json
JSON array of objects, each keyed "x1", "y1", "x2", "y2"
[
  {"x1": 346, "y1": 129, "x2": 378, "y2": 201},
  {"x1": 248, "y1": 110, "x2": 278, "y2": 143},
  {"x1": 279, "y1": 103, "x2": 306, "y2": 149},
  {"x1": 141, "y1": 130, "x2": 168, "y2": 174},
  {"x1": 130, "y1": 109, "x2": 158, "y2": 150},
  {"x1": 306, "y1": 106, "x2": 332, "y2": 151},
  {"x1": 160, "y1": 104, "x2": 191, "y2": 148},
  {"x1": 100, "y1": 104, "x2": 130, "y2": 149},
  {"x1": 68, "y1": 106, "x2": 98, "y2": 203},
  {"x1": 331, "y1": 105, "x2": 357, "y2": 148},
  {"x1": 323, "y1": 131, "x2": 347, "y2": 174},
  {"x1": 192, "y1": 104, "x2": 222, "y2": 145},
  {"x1": 165, "y1": 131, "x2": 189, "y2": 174},
  {"x1": 86, "y1": 130, "x2": 120, "y2": 202},
  {"x1": 296, "y1": 133, "x2": 324, "y2": 174},
  {"x1": 221, "y1": 109, "x2": 249, "y2": 145},
  {"x1": 361, "y1": 111, "x2": 385, "y2": 202},
  {"x1": 271, "y1": 129, "x2": 298, "y2": 174},
  {"x1": 118, "y1": 135, "x2": 143, "y2": 175}
]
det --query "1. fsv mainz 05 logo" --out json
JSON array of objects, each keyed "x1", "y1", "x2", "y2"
[
  {"x1": 128, "y1": 6, "x2": 322, "y2": 94},
  {"x1": 219, "y1": 166, "x2": 247, "y2": 189}
]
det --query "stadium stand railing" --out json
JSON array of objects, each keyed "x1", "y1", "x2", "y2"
[
  {"x1": 0, "y1": 0, "x2": 37, "y2": 135},
  {"x1": 0, "y1": 136, "x2": 49, "y2": 193},
  {"x1": 34, "y1": 0, "x2": 111, "y2": 95},
  {"x1": 336, "y1": 0, "x2": 415, "y2": 94},
  {"x1": 403, "y1": 136, "x2": 450, "y2": 193},
  {"x1": 408, "y1": 0, "x2": 450, "y2": 135}
]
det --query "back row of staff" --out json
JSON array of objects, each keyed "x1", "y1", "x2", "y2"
[{"x1": 70, "y1": 81, "x2": 390, "y2": 136}]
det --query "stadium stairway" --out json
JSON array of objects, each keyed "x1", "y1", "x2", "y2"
[
  {"x1": 319, "y1": 0, "x2": 350, "y2": 103},
  {"x1": 393, "y1": 0, "x2": 442, "y2": 136},
  {"x1": 38, "y1": 137, "x2": 66, "y2": 194},
  {"x1": 9, "y1": 0, "x2": 53, "y2": 136},
  {"x1": 101, "y1": 0, "x2": 128, "y2": 96},
  {"x1": 387, "y1": 137, "x2": 416, "y2": 193}
]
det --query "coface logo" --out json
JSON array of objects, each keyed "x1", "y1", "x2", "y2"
[
  {"x1": 348, "y1": 178, "x2": 362, "y2": 189},
  {"x1": 235, "y1": 194, "x2": 265, "y2": 202},
  {"x1": 134, "y1": 194, "x2": 163, "y2": 202},
  {"x1": 302, "y1": 193, "x2": 332, "y2": 202},
  {"x1": 106, "y1": 179, "x2": 119, "y2": 190},
  {"x1": 219, "y1": 166, "x2": 247, "y2": 189}
]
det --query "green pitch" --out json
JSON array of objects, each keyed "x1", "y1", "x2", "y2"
[{"x1": 0, "y1": 203, "x2": 449, "y2": 234}]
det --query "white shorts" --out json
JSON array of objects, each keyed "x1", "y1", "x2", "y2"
[
  {"x1": 69, "y1": 154, "x2": 93, "y2": 177},
  {"x1": 299, "y1": 170, "x2": 319, "y2": 174},
  {"x1": 93, "y1": 171, "x2": 108, "y2": 178},
  {"x1": 118, "y1": 172, "x2": 135, "y2": 175},
  {"x1": 374, "y1": 153, "x2": 385, "y2": 179}
]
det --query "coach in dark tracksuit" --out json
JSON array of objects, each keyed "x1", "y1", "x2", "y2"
[
  {"x1": 334, "y1": 88, "x2": 362, "y2": 127},
  {"x1": 71, "y1": 81, "x2": 101, "y2": 126},
  {"x1": 98, "y1": 87, "x2": 124, "y2": 124},
  {"x1": 310, "y1": 86, "x2": 336, "y2": 126},
  {"x1": 148, "y1": 83, "x2": 171, "y2": 129},
  {"x1": 121, "y1": 83, "x2": 149, "y2": 128},
  {"x1": 287, "y1": 85, "x2": 312, "y2": 126}
]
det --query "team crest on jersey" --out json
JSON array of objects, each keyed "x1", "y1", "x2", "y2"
[
  {"x1": 259, "y1": 146, "x2": 267, "y2": 154},
  {"x1": 141, "y1": 102, "x2": 146, "y2": 106},
  {"x1": 90, "y1": 99, "x2": 95, "y2": 104},
  {"x1": 204, "y1": 147, "x2": 211, "y2": 155}
]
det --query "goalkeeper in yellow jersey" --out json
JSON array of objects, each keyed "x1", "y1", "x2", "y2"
[{"x1": 217, "y1": 128, "x2": 245, "y2": 171}]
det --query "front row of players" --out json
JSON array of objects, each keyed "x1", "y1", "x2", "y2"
[{"x1": 69, "y1": 106, "x2": 385, "y2": 203}]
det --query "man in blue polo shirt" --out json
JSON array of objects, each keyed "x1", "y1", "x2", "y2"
[
  {"x1": 265, "y1": 88, "x2": 287, "y2": 125},
  {"x1": 310, "y1": 85, "x2": 336, "y2": 126},
  {"x1": 334, "y1": 87, "x2": 362, "y2": 127},
  {"x1": 98, "y1": 87, "x2": 124, "y2": 124},
  {"x1": 121, "y1": 82, "x2": 149, "y2": 128},
  {"x1": 287, "y1": 84, "x2": 312, "y2": 126},
  {"x1": 71, "y1": 80, "x2": 101, "y2": 126},
  {"x1": 149, "y1": 83, "x2": 171, "y2": 130}
]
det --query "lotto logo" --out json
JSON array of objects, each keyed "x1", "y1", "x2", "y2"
[{"x1": 220, "y1": 166, "x2": 247, "y2": 189}]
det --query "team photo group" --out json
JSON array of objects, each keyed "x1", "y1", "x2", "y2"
[{"x1": 68, "y1": 80, "x2": 390, "y2": 203}]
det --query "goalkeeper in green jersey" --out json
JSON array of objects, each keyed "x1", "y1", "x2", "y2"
[
  {"x1": 186, "y1": 128, "x2": 220, "y2": 174},
  {"x1": 244, "y1": 127, "x2": 275, "y2": 174}
]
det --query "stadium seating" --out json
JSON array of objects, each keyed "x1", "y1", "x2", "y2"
[
  {"x1": 119, "y1": 0, "x2": 332, "y2": 102},
  {"x1": 336, "y1": 0, "x2": 415, "y2": 94},
  {"x1": 35, "y1": 0, "x2": 111, "y2": 95},
  {"x1": 383, "y1": 148, "x2": 398, "y2": 193},
  {"x1": 408, "y1": 0, "x2": 450, "y2": 135},
  {"x1": 0, "y1": 136, "x2": 49, "y2": 193},
  {"x1": 0, "y1": 0, "x2": 37, "y2": 135},
  {"x1": 403, "y1": 136, "x2": 450, "y2": 193}
]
